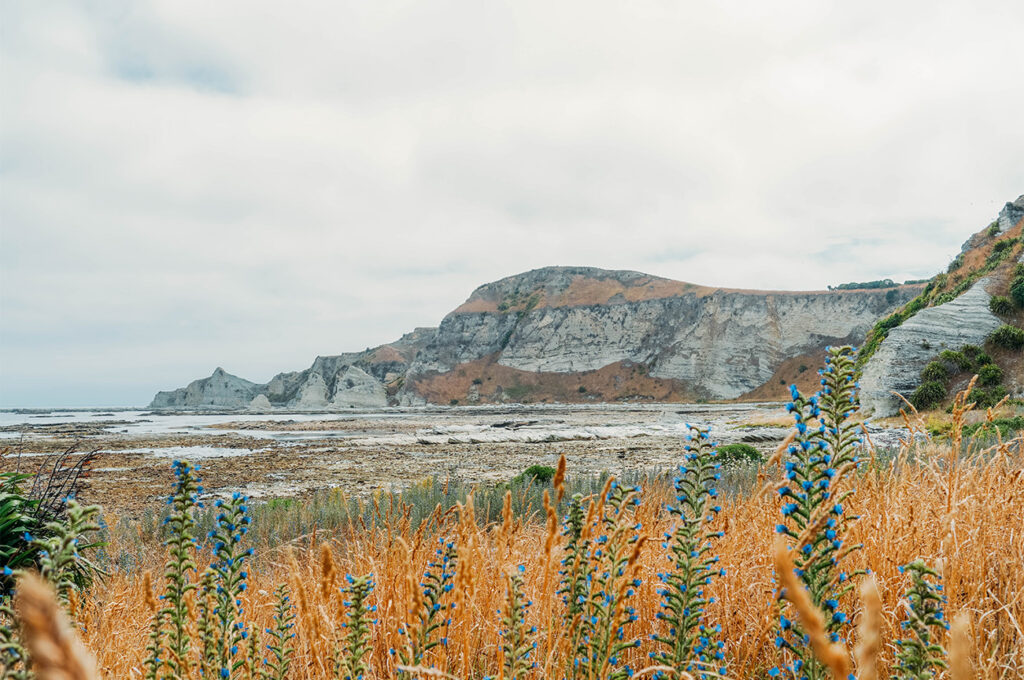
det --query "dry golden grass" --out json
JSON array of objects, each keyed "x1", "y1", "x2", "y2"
[
  {"x1": 60, "y1": 427, "x2": 1024, "y2": 679},
  {"x1": 15, "y1": 573, "x2": 98, "y2": 680}
]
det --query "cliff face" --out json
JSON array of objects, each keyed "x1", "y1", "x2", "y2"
[
  {"x1": 397, "y1": 268, "x2": 921, "y2": 405},
  {"x1": 861, "y1": 196, "x2": 1024, "y2": 417},
  {"x1": 149, "y1": 328, "x2": 435, "y2": 410}
]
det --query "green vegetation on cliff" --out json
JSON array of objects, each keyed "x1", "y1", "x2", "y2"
[{"x1": 911, "y1": 342, "x2": 1011, "y2": 411}]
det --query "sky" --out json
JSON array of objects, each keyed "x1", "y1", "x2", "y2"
[{"x1": 1, "y1": 1, "x2": 1023, "y2": 408}]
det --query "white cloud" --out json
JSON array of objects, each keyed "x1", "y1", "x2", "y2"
[{"x1": 1, "y1": 0, "x2": 1023, "y2": 406}]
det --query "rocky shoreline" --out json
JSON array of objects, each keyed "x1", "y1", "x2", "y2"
[{"x1": 0, "y1": 403, "x2": 926, "y2": 517}]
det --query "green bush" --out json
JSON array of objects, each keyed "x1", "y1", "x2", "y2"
[
  {"x1": 971, "y1": 385, "x2": 1008, "y2": 409},
  {"x1": 938, "y1": 350, "x2": 972, "y2": 371},
  {"x1": 978, "y1": 363, "x2": 1003, "y2": 386},
  {"x1": 959, "y1": 344, "x2": 991, "y2": 366},
  {"x1": 716, "y1": 443, "x2": 763, "y2": 464},
  {"x1": 989, "y1": 296, "x2": 1014, "y2": 315},
  {"x1": 920, "y1": 361, "x2": 949, "y2": 383},
  {"x1": 1011, "y1": 268, "x2": 1024, "y2": 307},
  {"x1": 987, "y1": 222, "x2": 1001, "y2": 236},
  {"x1": 911, "y1": 381, "x2": 947, "y2": 411},
  {"x1": 989, "y1": 324, "x2": 1024, "y2": 350},
  {"x1": 512, "y1": 464, "x2": 557, "y2": 486},
  {"x1": 992, "y1": 238, "x2": 1014, "y2": 253},
  {"x1": 961, "y1": 344, "x2": 982, "y2": 359}
]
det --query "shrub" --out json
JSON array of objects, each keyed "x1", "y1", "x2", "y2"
[
  {"x1": 517, "y1": 465, "x2": 556, "y2": 484},
  {"x1": 989, "y1": 295, "x2": 1014, "y2": 315},
  {"x1": 912, "y1": 381, "x2": 947, "y2": 411},
  {"x1": 978, "y1": 363, "x2": 1003, "y2": 386},
  {"x1": 1011, "y1": 269, "x2": 1024, "y2": 307},
  {"x1": 920, "y1": 361, "x2": 949, "y2": 383},
  {"x1": 716, "y1": 442, "x2": 763, "y2": 463},
  {"x1": 987, "y1": 222, "x2": 1001, "y2": 236},
  {"x1": 971, "y1": 385, "x2": 1007, "y2": 409},
  {"x1": 989, "y1": 324, "x2": 1024, "y2": 350},
  {"x1": 937, "y1": 350, "x2": 971, "y2": 371},
  {"x1": 992, "y1": 238, "x2": 1014, "y2": 253},
  {"x1": 961, "y1": 344, "x2": 982, "y2": 358}
]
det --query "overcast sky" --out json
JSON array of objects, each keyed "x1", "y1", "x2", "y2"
[{"x1": 2, "y1": 1, "x2": 1023, "y2": 407}]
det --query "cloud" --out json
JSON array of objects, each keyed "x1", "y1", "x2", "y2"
[{"x1": 1, "y1": 0, "x2": 1023, "y2": 406}]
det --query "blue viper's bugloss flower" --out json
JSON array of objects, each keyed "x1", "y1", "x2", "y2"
[{"x1": 774, "y1": 346, "x2": 864, "y2": 680}]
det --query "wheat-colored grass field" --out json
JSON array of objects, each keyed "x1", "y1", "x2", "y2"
[{"x1": 59, "y1": 405, "x2": 1023, "y2": 680}]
